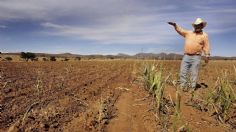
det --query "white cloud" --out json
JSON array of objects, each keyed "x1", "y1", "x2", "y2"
[
  {"x1": 41, "y1": 13, "x2": 177, "y2": 45},
  {"x1": 0, "y1": 25, "x2": 7, "y2": 29},
  {"x1": 0, "y1": 0, "x2": 149, "y2": 21},
  {"x1": 207, "y1": 27, "x2": 236, "y2": 34},
  {"x1": 0, "y1": 0, "x2": 235, "y2": 45}
]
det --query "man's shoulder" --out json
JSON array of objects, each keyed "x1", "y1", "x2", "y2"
[
  {"x1": 202, "y1": 32, "x2": 208, "y2": 37},
  {"x1": 183, "y1": 30, "x2": 192, "y2": 34}
]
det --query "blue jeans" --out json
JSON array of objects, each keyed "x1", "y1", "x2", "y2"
[{"x1": 180, "y1": 55, "x2": 201, "y2": 89}]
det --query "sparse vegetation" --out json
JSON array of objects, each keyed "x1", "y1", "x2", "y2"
[
  {"x1": 142, "y1": 63, "x2": 173, "y2": 114},
  {"x1": 143, "y1": 64, "x2": 166, "y2": 114},
  {"x1": 5, "y1": 57, "x2": 12, "y2": 61},
  {"x1": 32, "y1": 58, "x2": 38, "y2": 61},
  {"x1": 186, "y1": 68, "x2": 236, "y2": 128},
  {"x1": 1, "y1": 60, "x2": 236, "y2": 131},
  {"x1": 206, "y1": 71, "x2": 236, "y2": 123},
  {"x1": 21, "y1": 52, "x2": 36, "y2": 61},
  {"x1": 75, "y1": 57, "x2": 81, "y2": 61},
  {"x1": 141, "y1": 63, "x2": 176, "y2": 131},
  {"x1": 172, "y1": 87, "x2": 189, "y2": 132},
  {"x1": 50, "y1": 56, "x2": 56, "y2": 61},
  {"x1": 64, "y1": 58, "x2": 69, "y2": 61},
  {"x1": 107, "y1": 55, "x2": 115, "y2": 59},
  {"x1": 42, "y1": 58, "x2": 48, "y2": 61}
]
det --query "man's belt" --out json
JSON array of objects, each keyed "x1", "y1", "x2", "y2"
[{"x1": 184, "y1": 53, "x2": 201, "y2": 56}]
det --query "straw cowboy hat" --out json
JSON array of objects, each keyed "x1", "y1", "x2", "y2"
[{"x1": 192, "y1": 18, "x2": 207, "y2": 28}]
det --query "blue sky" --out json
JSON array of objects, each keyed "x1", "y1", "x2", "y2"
[{"x1": 0, "y1": 0, "x2": 236, "y2": 56}]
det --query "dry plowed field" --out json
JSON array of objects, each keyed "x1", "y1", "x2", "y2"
[{"x1": 0, "y1": 60, "x2": 236, "y2": 132}]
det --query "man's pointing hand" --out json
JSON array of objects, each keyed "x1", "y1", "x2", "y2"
[{"x1": 168, "y1": 22, "x2": 176, "y2": 27}]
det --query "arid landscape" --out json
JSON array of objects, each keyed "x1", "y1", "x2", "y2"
[
  {"x1": 0, "y1": 59, "x2": 236, "y2": 132},
  {"x1": 1, "y1": 0, "x2": 236, "y2": 131}
]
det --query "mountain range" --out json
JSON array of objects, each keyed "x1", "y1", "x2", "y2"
[{"x1": 1, "y1": 52, "x2": 236, "y2": 60}]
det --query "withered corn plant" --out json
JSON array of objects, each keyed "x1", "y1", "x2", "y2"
[
  {"x1": 206, "y1": 71, "x2": 236, "y2": 123},
  {"x1": 172, "y1": 86, "x2": 183, "y2": 132},
  {"x1": 142, "y1": 63, "x2": 173, "y2": 116},
  {"x1": 233, "y1": 65, "x2": 236, "y2": 84},
  {"x1": 142, "y1": 64, "x2": 165, "y2": 114},
  {"x1": 143, "y1": 64, "x2": 157, "y2": 92}
]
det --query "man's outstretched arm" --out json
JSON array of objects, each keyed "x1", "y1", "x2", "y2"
[{"x1": 168, "y1": 22, "x2": 188, "y2": 37}]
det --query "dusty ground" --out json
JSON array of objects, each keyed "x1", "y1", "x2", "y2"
[{"x1": 0, "y1": 60, "x2": 236, "y2": 132}]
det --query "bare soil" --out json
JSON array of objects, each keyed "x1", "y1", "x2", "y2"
[{"x1": 0, "y1": 60, "x2": 236, "y2": 132}]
